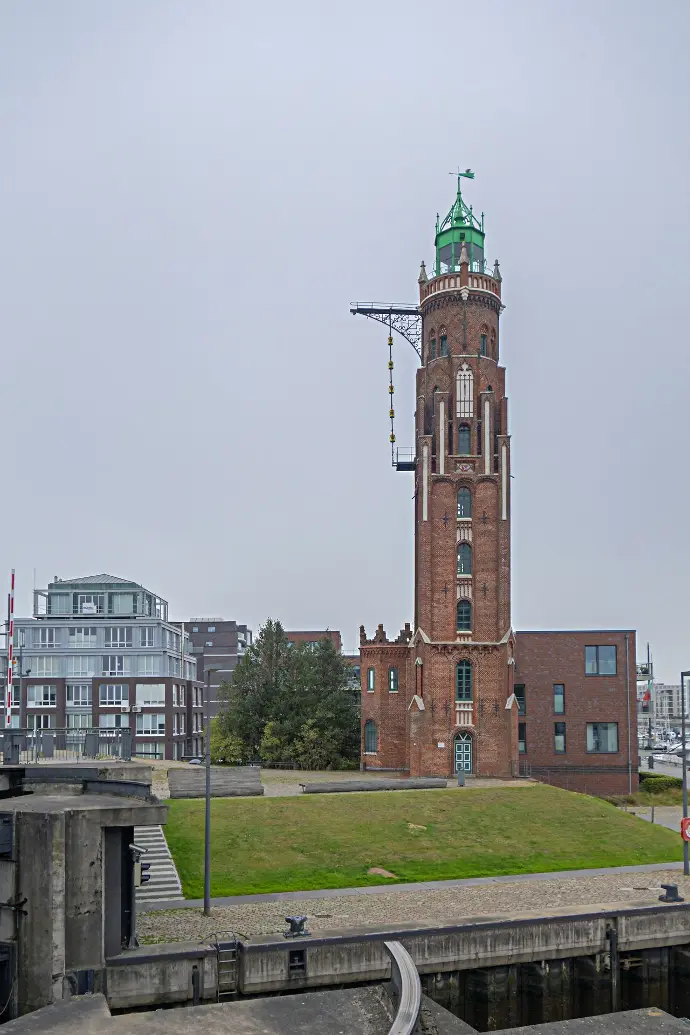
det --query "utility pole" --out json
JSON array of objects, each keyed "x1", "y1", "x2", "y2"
[
  {"x1": 680, "y1": 671, "x2": 689, "y2": 877},
  {"x1": 203, "y1": 667, "x2": 218, "y2": 916}
]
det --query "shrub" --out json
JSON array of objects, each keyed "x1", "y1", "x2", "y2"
[{"x1": 639, "y1": 773, "x2": 683, "y2": 794}]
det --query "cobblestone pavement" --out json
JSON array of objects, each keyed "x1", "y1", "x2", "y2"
[{"x1": 138, "y1": 868, "x2": 690, "y2": 943}]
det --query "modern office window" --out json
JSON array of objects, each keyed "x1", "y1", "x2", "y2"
[
  {"x1": 136, "y1": 683, "x2": 166, "y2": 706},
  {"x1": 457, "y1": 542, "x2": 472, "y2": 576},
  {"x1": 136, "y1": 713, "x2": 166, "y2": 735},
  {"x1": 137, "y1": 655, "x2": 158, "y2": 676},
  {"x1": 514, "y1": 684, "x2": 526, "y2": 715},
  {"x1": 67, "y1": 655, "x2": 96, "y2": 678},
  {"x1": 33, "y1": 656, "x2": 60, "y2": 677},
  {"x1": 134, "y1": 742, "x2": 163, "y2": 759},
  {"x1": 457, "y1": 487, "x2": 472, "y2": 519},
  {"x1": 28, "y1": 714, "x2": 55, "y2": 731},
  {"x1": 179, "y1": 713, "x2": 186, "y2": 734},
  {"x1": 364, "y1": 719, "x2": 378, "y2": 753},
  {"x1": 49, "y1": 593, "x2": 70, "y2": 615},
  {"x1": 367, "y1": 667, "x2": 375, "y2": 692},
  {"x1": 388, "y1": 667, "x2": 399, "y2": 692},
  {"x1": 140, "y1": 627, "x2": 155, "y2": 648},
  {"x1": 553, "y1": 683, "x2": 565, "y2": 714},
  {"x1": 456, "y1": 661, "x2": 473, "y2": 701},
  {"x1": 585, "y1": 645, "x2": 617, "y2": 675},
  {"x1": 518, "y1": 722, "x2": 526, "y2": 754},
  {"x1": 172, "y1": 685, "x2": 178, "y2": 707},
  {"x1": 554, "y1": 722, "x2": 566, "y2": 753},
  {"x1": 109, "y1": 593, "x2": 134, "y2": 615},
  {"x1": 99, "y1": 713, "x2": 130, "y2": 729},
  {"x1": 179, "y1": 686, "x2": 185, "y2": 707},
  {"x1": 480, "y1": 333, "x2": 487, "y2": 356},
  {"x1": 458, "y1": 424, "x2": 471, "y2": 455},
  {"x1": 440, "y1": 334, "x2": 448, "y2": 357},
  {"x1": 78, "y1": 594, "x2": 104, "y2": 615},
  {"x1": 105, "y1": 627, "x2": 132, "y2": 649},
  {"x1": 587, "y1": 722, "x2": 619, "y2": 753},
  {"x1": 456, "y1": 600, "x2": 472, "y2": 632},
  {"x1": 102, "y1": 655, "x2": 125, "y2": 676},
  {"x1": 27, "y1": 685, "x2": 56, "y2": 707},
  {"x1": 205, "y1": 641, "x2": 213, "y2": 647},
  {"x1": 99, "y1": 683, "x2": 128, "y2": 706},
  {"x1": 192, "y1": 626, "x2": 199, "y2": 633},
  {"x1": 33, "y1": 628, "x2": 58, "y2": 649},
  {"x1": 9, "y1": 685, "x2": 19, "y2": 706},
  {"x1": 69, "y1": 627, "x2": 97, "y2": 649},
  {"x1": 66, "y1": 684, "x2": 92, "y2": 707},
  {"x1": 207, "y1": 626, "x2": 216, "y2": 633},
  {"x1": 67, "y1": 712, "x2": 91, "y2": 729}
]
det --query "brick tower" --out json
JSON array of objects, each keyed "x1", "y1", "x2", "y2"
[{"x1": 355, "y1": 174, "x2": 518, "y2": 778}]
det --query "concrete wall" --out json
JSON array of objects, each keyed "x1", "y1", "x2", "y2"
[
  {"x1": 106, "y1": 944, "x2": 217, "y2": 1009},
  {"x1": 238, "y1": 903, "x2": 690, "y2": 995}
]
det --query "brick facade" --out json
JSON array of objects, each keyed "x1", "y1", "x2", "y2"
[
  {"x1": 358, "y1": 189, "x2": 637, "y2": 795},
  {"x1": 514, "y1": 631, "x2": 638, "y2": 795}
]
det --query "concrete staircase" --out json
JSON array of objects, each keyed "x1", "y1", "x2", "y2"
[{"x1": 134, "y1": 825, "x2": 184, "y2": 906}]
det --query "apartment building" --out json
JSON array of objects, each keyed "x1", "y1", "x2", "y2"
[{"x1": 0, "y1": 574, "x2": 205, "y2": 760}]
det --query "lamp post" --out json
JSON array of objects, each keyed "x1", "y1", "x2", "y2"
[
  {"x1": 681, "y1": 671, "x2": 690, "y2": 877},
  {"x1": 203, "y1": 667, "x2": 218, "y2": 917}
]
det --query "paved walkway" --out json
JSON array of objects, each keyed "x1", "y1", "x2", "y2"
[{"x1": 138, "y1": 862, "x2": 689, "y2": 943}]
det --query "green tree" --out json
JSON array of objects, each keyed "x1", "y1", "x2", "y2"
[
  {"x1": 216, "y1": 620, "x2": 360, "y2": 769},
  {"x1": 209, "y1": 717, "x2": 245, "y2": 765}
]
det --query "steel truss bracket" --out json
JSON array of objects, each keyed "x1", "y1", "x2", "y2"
[{"x1": 350, "y1": 303, "x2": 422, "y2": 359}]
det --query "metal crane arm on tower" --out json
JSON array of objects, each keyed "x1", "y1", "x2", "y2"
[{"x1": 350, "y1": 303, "x2": 421, "y2": 360}]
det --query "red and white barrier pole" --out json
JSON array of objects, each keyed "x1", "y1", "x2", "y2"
[{"x1": 6, "y1": 571, "x2": 14, "y2": 728}]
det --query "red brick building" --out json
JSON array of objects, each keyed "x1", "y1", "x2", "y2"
[{"x1": 355, "y1": 177, "x2": 637, "y2": 794}]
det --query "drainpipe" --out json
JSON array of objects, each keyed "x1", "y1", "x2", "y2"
[{"x1": 625, "y1": 634, "x2": 632, "y2": 795}]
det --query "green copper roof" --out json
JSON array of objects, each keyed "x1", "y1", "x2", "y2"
[{"x1": 434, "y1": 170, "x2": 487, "y2": 276}]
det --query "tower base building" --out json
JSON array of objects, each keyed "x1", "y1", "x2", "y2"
[{"x1": 355, "y1": 178, "x2": 637, "y2": 795}]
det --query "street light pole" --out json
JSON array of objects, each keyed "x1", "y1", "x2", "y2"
[
  {"x1": 203, "y1": 667, "x2": 218, "y2": 917},
  {"x1": 681, "y1": 671, "x2": 689, "y2": 877}
]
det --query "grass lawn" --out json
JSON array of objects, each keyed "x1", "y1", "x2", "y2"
[{"x1": 164, "y1": 784, "x2": 683, "y2": 899}]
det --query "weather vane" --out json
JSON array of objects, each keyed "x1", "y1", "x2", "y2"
[{"x1": 449, "y1": 168, "x2": 475, "y2": 190}]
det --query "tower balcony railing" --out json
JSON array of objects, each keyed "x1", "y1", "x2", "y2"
[
  {"x1": 433, "y1": 259, "x2": 493, "y2": 277},
  {"x1": 393, "y1": 447, "x2": 416, "y2": 472}
]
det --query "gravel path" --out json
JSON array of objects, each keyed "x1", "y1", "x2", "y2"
[{"x1": 138, "y1": 867, "x2": 690, "y2": 943}]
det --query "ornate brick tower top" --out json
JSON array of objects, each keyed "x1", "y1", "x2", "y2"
[
  {"x1": 354, "y1": 174, "x2": 517, "y2": 780},
  {"x1": 416, "y1": 173, "x2": 510, "y2": 647}
]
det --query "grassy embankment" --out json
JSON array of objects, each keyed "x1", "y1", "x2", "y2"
[{"x1": 165, "y1": 784, "x2": 683, "y2": 898}]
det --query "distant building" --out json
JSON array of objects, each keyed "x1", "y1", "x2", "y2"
[
  {"x1": 286, "y1": 630, "x2": 342, "y2": 650},
  {"x1": 0, "y1": 574, "x2": 204, "y2": 760},
  {"x1": 173, "y1": 619, "x2": 253, "y2": 718}
]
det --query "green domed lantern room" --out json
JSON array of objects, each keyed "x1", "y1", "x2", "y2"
[{"x1": 434, "y1": 169, "x2": 486, "y2": 276}]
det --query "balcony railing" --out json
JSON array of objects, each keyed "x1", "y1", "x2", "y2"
[
  {"x1": 455, "y1": 701, "x2": 474, "y2": 727},
  {"x1": 1, "y1": 727, "x2": 132, "y2": 765}
]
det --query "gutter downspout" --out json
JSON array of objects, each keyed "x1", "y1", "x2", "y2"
[{"x1": 625, "y1": 633, "x2": 632, "y2": 795}]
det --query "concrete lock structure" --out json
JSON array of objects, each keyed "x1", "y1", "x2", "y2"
[{"x1": 0, "y1": 761, "x2": 164, "y2": 1019}]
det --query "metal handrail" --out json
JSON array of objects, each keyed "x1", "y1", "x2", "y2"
[{"x1": 385, "y1": 941, "x2": 421, "y2": 1035}]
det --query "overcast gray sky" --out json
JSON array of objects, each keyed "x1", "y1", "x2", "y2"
[{"x1": 1, "y1": 1, "x2": 688, "y2": 679}]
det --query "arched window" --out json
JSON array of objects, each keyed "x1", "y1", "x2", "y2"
[
  {"x1": 457, "y1": 542, "x2": 472, "y2": 576},
  {"x1": 429, "y1": 329, "x2": 437, "y2": 361},
  {"x1": 457, "y1": 363, "x2": 473, "y2": 417},
  {"x1": 439, "y1": 326, "x2": 448, "y2": 357},
  {"x1": 456, "y1": 661, "x2": 473, "y2": 701},
  {"x1": 364, "y1": 719, "x2": 378, "y2": 754},
  {"x1": 456, "y1": 600, "x2": 472, "y2": 632},
  {"x1": 480, "y1": 333, "x2": 487, "y2": 356},
  {"x1": 457, "y1": 487, "x2": 472, "y2": 519},
  {"x1": 458, "y1": 424, "x2": 471, "y2": 455}
]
